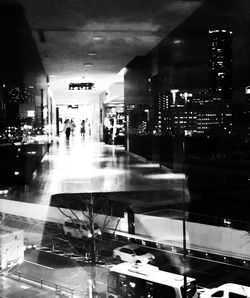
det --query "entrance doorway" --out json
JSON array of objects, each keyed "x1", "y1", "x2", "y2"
[{"x1": 56, "y1": 104, "x2": 96, "y2": 139}]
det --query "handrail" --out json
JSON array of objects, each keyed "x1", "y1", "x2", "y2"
[
  {"x1": 139, "y1": 208, "x2": 250, "y2": 231},
  {"x1": 9, "y1": 270, "x2": 77, "y2": 297},
  {"x1": 104, "y1": 230, "x2": 250, "y2": 268}
]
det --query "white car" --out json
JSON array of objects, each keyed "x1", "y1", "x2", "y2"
[
  {"x1": 63, "y1": 219, "x2": 101, "y2": 239},
  {"x1": 200, "y1": 283, "x2": 250, "y2": 298},
  {"x1": 113, "y1": 244, "x2": 155, "y2": 264}
]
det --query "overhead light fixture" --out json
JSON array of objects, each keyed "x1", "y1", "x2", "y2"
[
  {"x1": 173, "y1": 39, "x2": 182, "y2": 44},
  {"x1": 83, "y1": 63, "x2": 93, "y2": 67},
  {"x1": 92, "y1": 36, "x2": 103, "y2": 41},
  {"x1": 87, "y1": 52, "x2": 98, "y2": 56}
]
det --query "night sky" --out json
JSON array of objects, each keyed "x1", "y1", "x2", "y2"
[{"x1": 154, "y1": 0, "x2": 250, "y2": 95}]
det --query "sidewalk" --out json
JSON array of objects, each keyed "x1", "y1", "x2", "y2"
[
  {"x1": 10, "y1": 259, "x2": 108, "y2": 298},
  {"x1": 0, "y1": 274, "x2": 62, "y2": 298}
]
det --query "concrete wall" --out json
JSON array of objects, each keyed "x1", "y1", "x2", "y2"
[
  {"x1": 0, "y1": 199, "x2": 127, "y2": 233},
  {"x1": 135, "y1": 214, "x2": 250, "y2": 259},
  {"x1": 2, "y1": 198, "x2": 250, "y2": 260}
]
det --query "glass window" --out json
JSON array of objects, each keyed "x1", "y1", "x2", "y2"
[
  {"x1": 93, "y1": 223, "x2": 99, "y2": 229},
  {"x1": 211, "y1": 291, "x2": 224, "y2": 297},
  {"x1": 108, "y1": 273, "x2": 117, "y2": 289},
  {"x1": 81, "y1": 225, "x2": 88, "y2": 230},
  {"x1": 65, "y1": 222, "x2": 80, "y2": 229},
  {"x1": 229, "y1": 292, "x2": 247, "y2": 298},
  {"x1": 154, "y1": 284, "x2": 175, "y2": 298},
  {"x1": 120, "y1": 248, "x2": 133, "y2": 254},
  {"x1": 134, "y1": 247, "x2": 147, "y2": 256}
]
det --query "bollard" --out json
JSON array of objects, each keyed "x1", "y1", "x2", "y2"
[
  {"x1": 18, "y1": 271, "x2": 21, "y2": 281},
  {"x1": 40, "y1": 278, "x2": 43, "y2": 288}
]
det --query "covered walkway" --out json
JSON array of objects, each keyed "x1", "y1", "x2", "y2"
[{"x1": 1, "y1": 134, "x2": 188, "y2": 211}]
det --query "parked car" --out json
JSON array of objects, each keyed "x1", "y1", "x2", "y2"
[
  {"x1": 113, "y1": 244, "x2": 155, "y2": 264},
  {"x1": 63, "y1": 219, "x2": 101, "y2": 239},
  {"x1": 200, "y1": 283, "x2": 250, "y2": 298}
]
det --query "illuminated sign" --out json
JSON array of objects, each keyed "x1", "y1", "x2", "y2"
[
  {"x1": 69, "y1": 82, "x2": 94, "y2": 90},
  {"x1": 170, "y1": 89, "x2": 179, "y2": 105},
  {"x1": 170, "y1": 89, "x2": 192, "y2": 104},
  {"x1": 27, "y1": 110, "x2": 35, "y2": 117}
]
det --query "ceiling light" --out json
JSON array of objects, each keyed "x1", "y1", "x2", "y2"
[
  {"x1": 87, "y1": 52, "x2": 98, "y2": 56},
  {"x1": 83, "y1": 63, "x2": 93, "y2": 67},
  {"x1": 173, "y1": 39, "x2": 182, "y2": 44},
  {"x1": 92, "y1": 36, "x2": 103, "y2": 41}
]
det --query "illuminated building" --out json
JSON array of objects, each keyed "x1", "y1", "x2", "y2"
[
  {"x1": 208, "y1": 29, "x2": 233, "y2": 135},
  {"x1": 156, "y1": 90, "x2": 232, "y2": 137},
  {"x1": 153, "y1": 91, "x2": 170, "y2": 135},
  {"x1": 245, "y1": 86, "x2": 250, "y2": 139},
  {"x1": 208, "y1": 29, "x2": 233, "y2": 101}
]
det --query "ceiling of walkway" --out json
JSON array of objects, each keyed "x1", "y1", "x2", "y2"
[{"x1": 16, "y1": 0, "x2": 202, "y2": 104}]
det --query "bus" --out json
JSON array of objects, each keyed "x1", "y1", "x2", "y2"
[{"x1": 107, "y1": 262, "x2": 197, "y2": 298}]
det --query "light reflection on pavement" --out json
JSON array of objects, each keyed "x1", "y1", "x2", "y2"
[{"x1": 1, "y1": 134, "x2": 189, "y2": 209}]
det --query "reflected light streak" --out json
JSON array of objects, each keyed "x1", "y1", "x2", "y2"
[
  {"x1": 92, "y1": 157, "x2": 118, "y2": 162},
  {"x1": 49, "y1": 167, "x2": 127, "y2": 179},
  {"x1": 144, "y1": 173, "x2": 186, "y2": 180},
  {"x1": 20, "y1": 285, "x2": 30, "y2": 289},
  {"x1": 132, "y1": 163, "x2": 160, "y2": 168}
]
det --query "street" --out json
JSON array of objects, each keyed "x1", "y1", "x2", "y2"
[{"x1": 2, "y1": 215, "x2": 250, "y2": 297}]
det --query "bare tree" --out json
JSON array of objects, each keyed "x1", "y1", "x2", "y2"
[
  {"x1": 0, "y1": 213, "x2": 5, "y2": 225},
  {"x1": 57, "y1": 194, "x2": 120, "y2": 264},
  {"x1": 55, "y1": 194, "x2": 123, "y2": 297}
]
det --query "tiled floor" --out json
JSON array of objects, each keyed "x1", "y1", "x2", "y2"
[{"x1": 2, "y1": 134, "x2": 188, "y2": 210}]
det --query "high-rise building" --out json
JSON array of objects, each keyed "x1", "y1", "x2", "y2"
[
  {"x1": 208, "y1": 29, "x2": 233, "y2": 102},
  {"x1": 208, "y1": 29, "x2": 233, "y2": 136},
  {"x1": 153, "y1": 91, "x2": 169, "y2": 135},
  {"x1": 245, "y1": 87, "x2": 250, "y2": 139}
]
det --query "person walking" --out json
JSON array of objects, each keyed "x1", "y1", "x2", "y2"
[
  {"x1": 64, "y1": 119, "x2": 71, "y2": 140},
  {"x1": 80, "y1": 119, "x2": 86, "y2": 136},
  {"x1": 70, "y1": 119, "x2": 76, "y2": 136}
]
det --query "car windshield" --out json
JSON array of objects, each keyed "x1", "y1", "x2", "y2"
[
  {"x1": 134, "y1": 247, "x2": 147, "y2": 256},
  {"x1": 93, "y1": 223, "x2": 99, "y2": 229},
  {"x1": 80, "y1": 223, "x2": 99, "y2": 230}
]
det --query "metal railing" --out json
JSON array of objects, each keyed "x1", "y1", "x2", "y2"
[
  {"x1": 9, "y1": 270, "x2": 76, "y2": 297},
  {"x1": 144, "y1": 208, "x2": 250, "y2": 231},
  {"x1": 104, "y1": 230, "x2": 250, "y2": 269}
]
